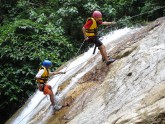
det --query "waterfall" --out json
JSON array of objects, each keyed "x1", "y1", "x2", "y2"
[{"x1": 6, "y1": 27, "x2": 136, "y2": 124}]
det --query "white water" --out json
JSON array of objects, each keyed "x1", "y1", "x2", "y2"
[{"x1": 8, "y1": 27, "x2": 137, "y2": 124}]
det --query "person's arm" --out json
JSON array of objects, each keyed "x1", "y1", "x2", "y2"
[
  {"x1": 101, "y1": 21, "x2": 116, "y2": 25},
  {"x1": 82, "y1": 19, "x2": 93, "y2": 41},
  {"x1": 49, "y1": 71, "x2": 65, "y2": 76},
  {"x1": 35, "y1": 69, "x2": 44, "y2": 83},
  {"x1": 82, "y1": 27, "x2": 88, "y2": 41},
  {"x1": 36, "y1": 69, "x2": 44, "y2": 78}
]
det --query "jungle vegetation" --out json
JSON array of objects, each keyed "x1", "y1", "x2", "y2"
[{"x1": 0, "y1": 0, "x2": 164, "y2": 123}]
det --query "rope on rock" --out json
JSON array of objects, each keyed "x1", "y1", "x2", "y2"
[{"x1": 16, "y1": 5, "x2": 165, "y2": 124}]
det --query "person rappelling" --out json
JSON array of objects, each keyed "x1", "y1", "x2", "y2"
[
  {"x1": 35, "y1": 60, "x2": 65, "y2": 110},
  {"x1": 82, "y1": 10, "x2": 116, "y2": 65}
]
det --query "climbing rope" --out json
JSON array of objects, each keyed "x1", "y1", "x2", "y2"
[
  {"x1": 52, "y1": 40, "x2": 86, "y2": 89},
  {"x1": 54, "y1": 5, "x2": 165, "y2": 79},
  {"x1": 16, "y1": 5, "x2": 165, "y2": 124},
  {"x1": 17, "y1": 95, "x2": 44, "y2": 124},
  {"x1": 57, "y1": 25, "x2": 111, "y2": 75},
  {"x1": 117, "y1": 5, "x2": 165, "y2": 23}
]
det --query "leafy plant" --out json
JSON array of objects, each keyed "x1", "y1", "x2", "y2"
[{"x1": 0, "y1": 0, "x2": 165, "y2": 123}]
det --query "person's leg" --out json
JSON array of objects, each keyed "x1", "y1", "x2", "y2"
[
  {"x1": 44, "y1": 85, "x2": 55, "y2": 105},
  {"x1": 98, "y1": 44, "x2": 115, "y2": 65},
  {"x1": 93, "y1": 37, "x2": 109, "y2": 61},
  {"x1": 91, "y1": 37, "x2": 115, "y2": 65},
  {"x1": 48, "y1": 86, "x2": 55, "y2": 106},
  {"x1": 49, "y1": 91, "x2": 55, "y2": 106},
  {"x1": 99, "y1": 45, "x2": 109, "y2": 61}
]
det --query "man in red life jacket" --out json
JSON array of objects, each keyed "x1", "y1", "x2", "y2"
[
  {"x1": 36, "y1": 60, "x2": 65, "y2": 110},
  {"x1": 82, "y1": 10, "x2": 116, "y2": 65}
]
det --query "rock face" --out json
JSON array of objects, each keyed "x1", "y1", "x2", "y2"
[
  {"x1": 57, "y1": 17, "x2": 165, "y2": 124},
  {"x1": 6, "y1": 17, "x2": 165, "y2": 124}
]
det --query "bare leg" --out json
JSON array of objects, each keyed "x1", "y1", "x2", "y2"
[
  {"x1": 99, "y1": 45, "x2": 109, "y2": 61},
  {"x1": 50, "y1": 94, "x2": 55, "y2": 105},
  {"x1": 49, "y1": 89, "x2": 55, "y2": 106},
  {"x1": 99, "y1": 44, "x2": 115, "y2": 65}
]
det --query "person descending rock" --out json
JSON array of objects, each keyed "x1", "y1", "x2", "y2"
[
  {"x1": 82, "y1": 10, "x2": 116, "y2": 65},
  {"x1": 35, "y1": 60, "x2": 65, "y2": 110}
]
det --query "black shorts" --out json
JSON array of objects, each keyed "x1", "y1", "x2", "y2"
[{"x1": 87, "y1": 36, "x2": 103, "y2": 47}]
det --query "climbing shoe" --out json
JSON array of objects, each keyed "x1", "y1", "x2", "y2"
[
  {"x1": 102, "y1": 56, "x2": 109, "y2": 62},
  {"x1": 106, "y1": 58, "x2": 116, "y2": 65}
]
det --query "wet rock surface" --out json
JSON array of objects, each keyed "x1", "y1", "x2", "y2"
[
  {"x1": 55, "y1": 17, "x2": 165, "y2": 124},
  {"x1": 6, "y1": 17, "x2": 165, "y2": 124}
]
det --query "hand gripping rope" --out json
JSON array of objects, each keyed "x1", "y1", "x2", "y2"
[{"x1": 17, "y1": 5, "x2": 165, "y2": 124}]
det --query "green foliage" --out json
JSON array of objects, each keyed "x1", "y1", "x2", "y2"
[
  {"x1": 0, "y1": 0, "x2": 165, "y2": 123},
  {"x1": 0, "y1": 12, "x2": 76, "y2": 123}
]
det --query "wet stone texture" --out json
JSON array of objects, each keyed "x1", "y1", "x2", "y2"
[
  {"x1": 6, "y1": 17, "x2": 165, "y2": 124},
  {"x1": 60, "y1": 17, "x2": 165, "y2": 124}
]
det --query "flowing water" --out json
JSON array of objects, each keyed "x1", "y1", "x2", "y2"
[{"x1": 6, "y1": 27, "x2": 137, "y2": 124}]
